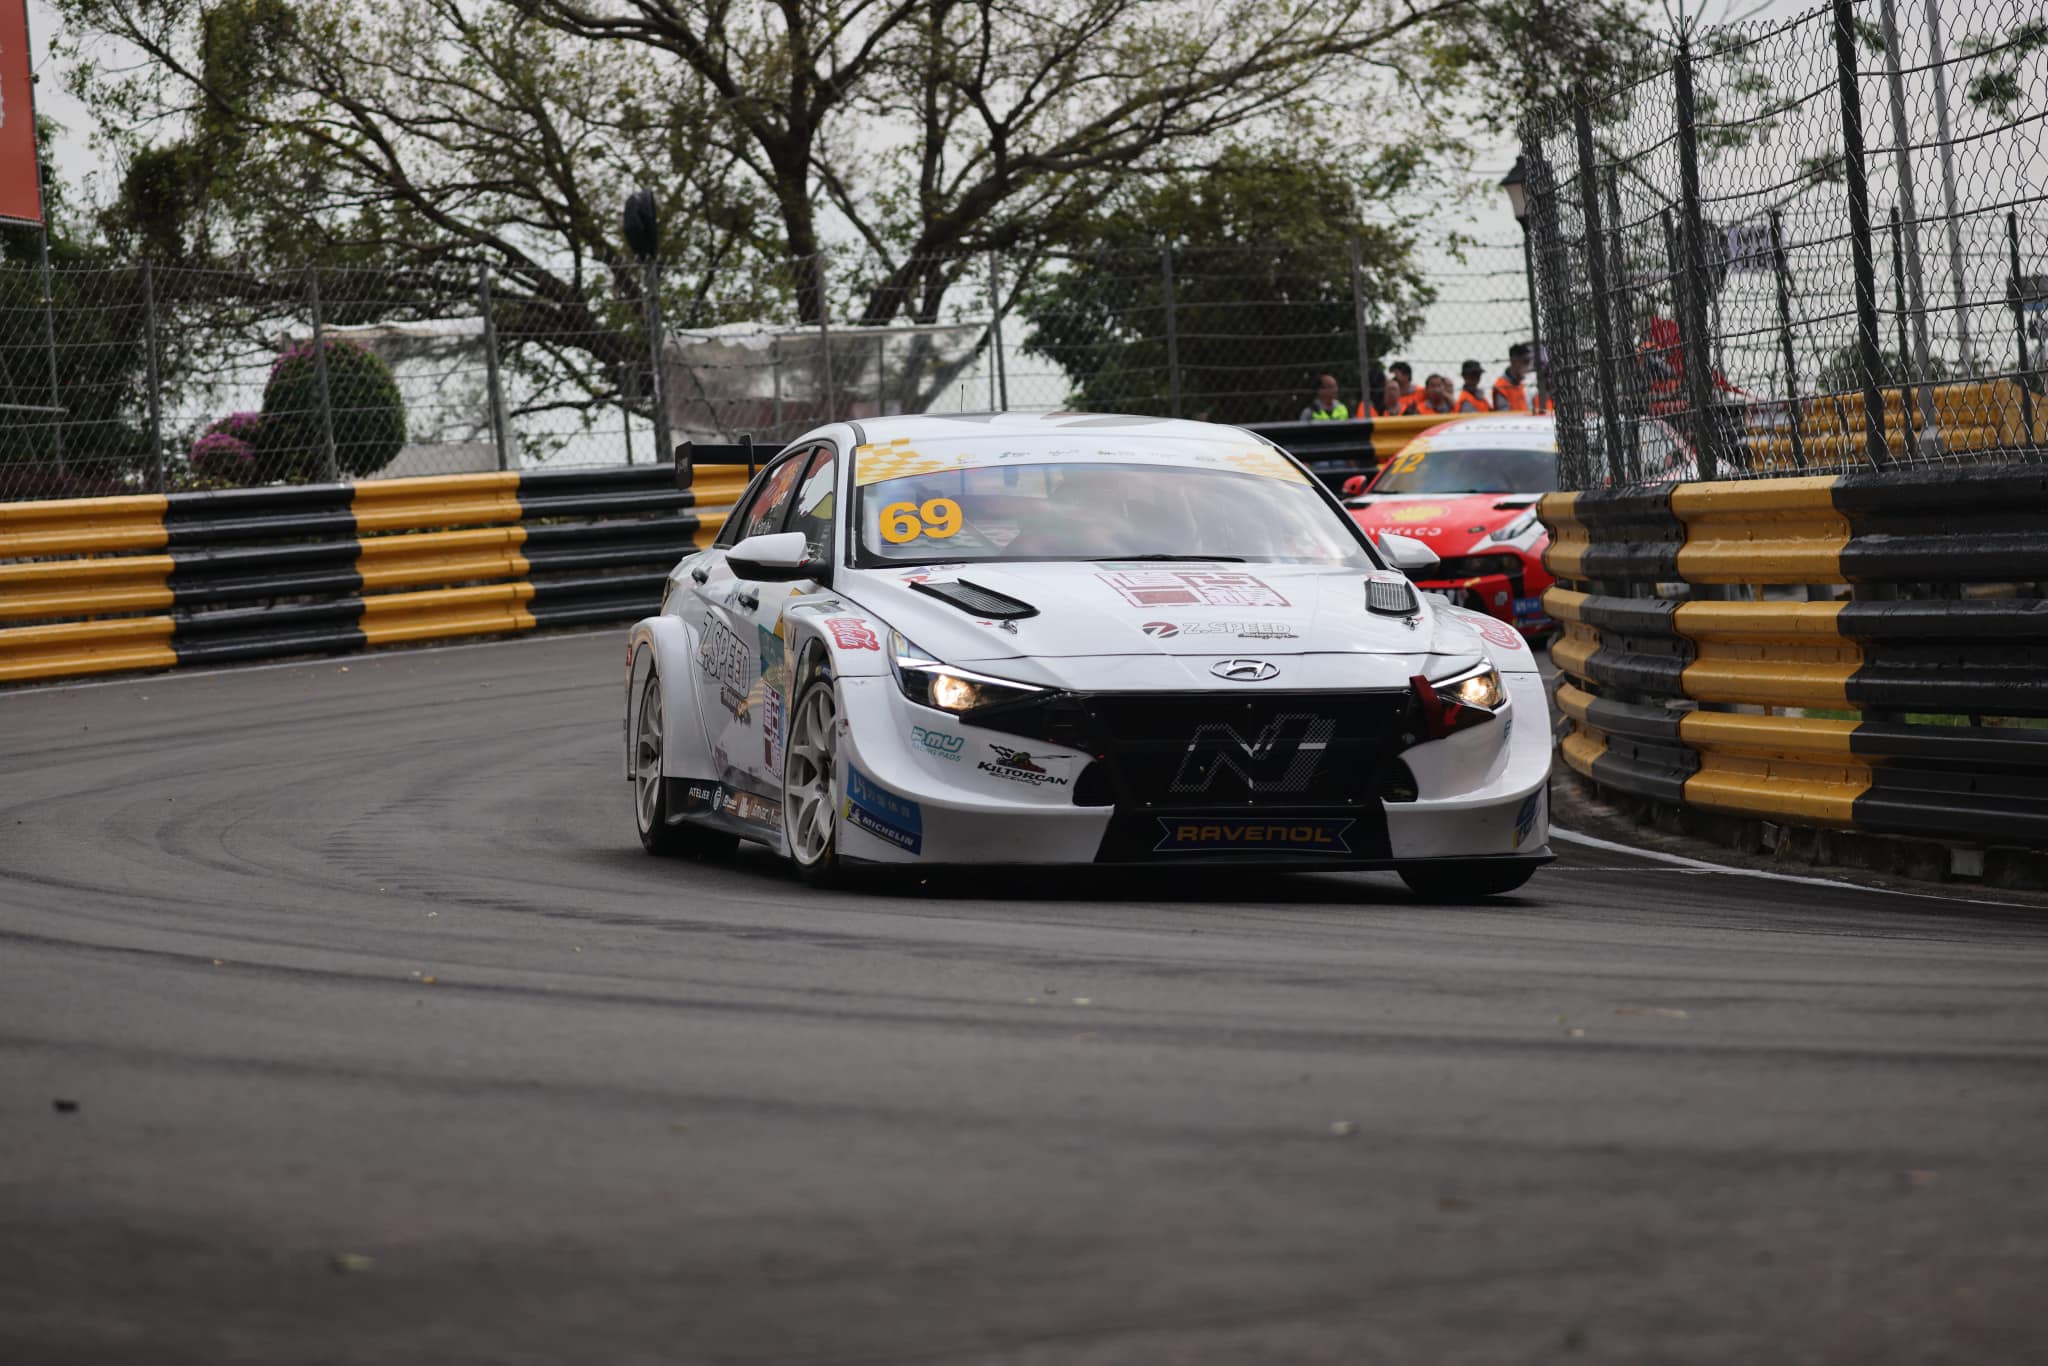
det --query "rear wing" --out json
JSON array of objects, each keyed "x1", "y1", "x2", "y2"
[{"x1": 674, "y1": 437, "x2": 762, "y2": 490}]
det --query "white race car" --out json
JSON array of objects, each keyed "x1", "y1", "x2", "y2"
[{"x1": 626, "y1": 413, "x2": 1551, "y2": 899}]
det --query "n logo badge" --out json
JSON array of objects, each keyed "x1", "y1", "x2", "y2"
[{"x1": 1170, "y1": 713, "x2": 1334, "y2": 795}]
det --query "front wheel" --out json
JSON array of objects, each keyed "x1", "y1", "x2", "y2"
[
  {"x1": 633, "y1": 666, "x2": 738, "y2": 860},
  {"x1": 1398, "y1": 862, "x2": 1537, "y2": 901},
  {"x1": 782, "y1": 670, "x2": 846, "y2": 887}
]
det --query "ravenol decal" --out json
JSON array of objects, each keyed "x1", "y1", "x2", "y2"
[
  {"x1": 1153, "y1": 818, "x2": 1354, "y2": 854},
  {"x1": 844, "y1": 764, "x2": 923, "y2": 854},
  {"x1": 697, "y1": 617, "x2": 753, "y2": 719},
  {"x1": 911, "y1": 725, "x2": 966, "y2": 762}
]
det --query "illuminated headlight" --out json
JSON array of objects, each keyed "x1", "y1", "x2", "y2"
[
  {"x1": 1442, "y1": 664, "x2": 1506, "y2": 710},
  {"x1": 890, "y1": 630, "x2": 1045, "y2": 714},
  {"x1": 1488, "y1": 507, "x2": 1541, "y2": 543}
]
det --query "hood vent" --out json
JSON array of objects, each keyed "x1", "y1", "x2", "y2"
[
  {"x1": 1366, "y1": 578, "x2": 1418, "y2": 615},
  {"x1": 910, "y1": 577, "x2": 1040, "y2": 620}
]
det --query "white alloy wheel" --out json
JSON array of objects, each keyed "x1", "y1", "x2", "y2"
[
  {"x1": 634, "y1": 670, "x2": 665, "y2": 840},
  {"x1": 783, "y1": 676, "x2": 840, "y2": 871}
]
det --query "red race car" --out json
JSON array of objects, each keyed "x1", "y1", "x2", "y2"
[{"x1": 1345, "y1": 415, "x2": 1561, "y2": 641}]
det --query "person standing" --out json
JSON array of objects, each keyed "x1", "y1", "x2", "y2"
[
  {"x1": 1383, "y1": 361, "x2": 1419, "y2": 415},
  {"x1": 1492, "y1": 343, "x2": 1535, "y2": 412},
  {"x1": 1417, "y1": 374, "x2": 1456, "y2": 414},
  {"x1": 1299, "y1": 373, "x2": 1349, "y2": 421},
  {"x1": 1454, "y1": 360, "x2": 1491, "y2": 412}
]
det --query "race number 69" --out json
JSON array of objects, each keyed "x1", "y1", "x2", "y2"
[{"x1": 880, "y1": 498, "x2": 963, "y2": 544}]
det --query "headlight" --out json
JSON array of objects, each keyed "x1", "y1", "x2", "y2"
[
  {"x1": 1488, "y1": 507, "x2": 1541, "y2": 543},
  {"x1": 1443, "y1": 664, "x2": 1505, "y2": 710},
  {"x1": 890, "y1": 630, "x2": 1045, "y2": 714},
  {"x1": 1408, "y1": 663, "x2": 1506, "y2": 740}
]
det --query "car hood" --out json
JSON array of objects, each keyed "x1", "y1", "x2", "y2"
[
  {"x1": 836, "y1": 559, "x2": 1497, "y2": 684},
  {"x1": 1347, "y1": 492, "x2": 1541, "y2": 560}
]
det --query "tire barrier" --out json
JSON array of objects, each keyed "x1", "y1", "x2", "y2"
[
  {"x1": 1540, "y1": 463, "x2": 2048, "y2": 849},
  {"x1": 0, "y1": 465, "x2": 749, "y2": 684},
  {"x1": 1242, "y1": 413, "x2": 1483, "y2": 487}
]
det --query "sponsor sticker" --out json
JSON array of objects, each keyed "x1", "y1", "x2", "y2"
[
  {"x1": 679, "y1": 780, "x2": 784, "y2": 835},
  {"x1": 1472, "y1": 615, "x2": 1526, "y2": 651},
  {"x1": 761, "y1": 686, "x2": 785, "y2": 772},
  {"x1": 977, "y1": 745, "x2": 1072, "y2": 788},
  {"x1": 1099, "y1": 570, "x2": 1289, "y2": 609},
  {"x1": 826, "y1": 617, "x2": 881, "y2": 650},
  {"x1": 911, "y1": 725, "x2": 966, "y2": 762},
  {"x1": 844, "y1": 765, "x2": 923, "y2": 854},
  {"x1": 1389, "y1": 503, "x2": 1447, "y2": 524},
  {"x1": 696, "y1": 618, "x2": 753, "y2": 719},
  {"x1": 1513, "y1": 788, "x2": 1544, "y2": 849},
  {"x1": 1140, "y1": 619, "x2": 1296, "y2": 640},
  {"x1": 1153, "y1": 818, "x2": 1354, "y2": 854}
]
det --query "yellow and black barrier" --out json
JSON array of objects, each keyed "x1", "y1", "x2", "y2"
[
  {"x1": 0, "y1": 463, "x2": 751, "y2": 684},
  {"x1": 1538, "y1": 463, "x2": 2048, "y2": 848}
]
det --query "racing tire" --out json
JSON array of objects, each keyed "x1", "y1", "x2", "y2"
[
  {"x1": 633, "y1": 665, "x2": 739, "y2": 860},
  {"x1": 1397, "y1": 862, "x2": 1537, "y2": 901},
  {"x1": 783, "y1": 669, "x2": 848, "y2": 888}
]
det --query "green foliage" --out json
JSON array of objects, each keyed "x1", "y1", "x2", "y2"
[
  {"x1": 0, "y1": 135, "x2": 155, "y2": 495},
  {"x1": 1017, "y1": 146, "x2": 1432, "y2": 425},
  {"x1": 1961, "y1": 22, "x2": 2048, "y2": 116},
  {"x1": 259, "y1": 338, "x2": 407, "y2": 479}
]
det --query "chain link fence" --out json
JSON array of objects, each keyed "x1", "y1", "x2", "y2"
[
  {"x1": 1524, "y1": 0, "x2": 2048, "y2": 490},
  {"x1": 0, "y1": 241, "x2": 1540, "y2": 502}
]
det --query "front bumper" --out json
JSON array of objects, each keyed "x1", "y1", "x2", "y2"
[{"x1": 828, "y1": 670, "x2": 1553, "y2": 868}]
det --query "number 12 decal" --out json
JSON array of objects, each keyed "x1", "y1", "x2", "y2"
[{"x1": 880, "y1": 498, "x2": 963, "y2": 544}]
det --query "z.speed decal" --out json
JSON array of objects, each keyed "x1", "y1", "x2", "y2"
[
  {"x1": 1139, "y1": 620, "x2": 1297, "y2": 640},
  {"x1": 1099, "y1": 571, "x2": 1289, "y2": 609},
  {"x1": 843, "y1": 765, "x2": 923, "y2": 854},
  {"x1": 697, "y1": 618, "x2": 753, "y2": 718}
]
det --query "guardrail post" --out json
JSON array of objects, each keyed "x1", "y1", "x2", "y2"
[
  {"x1": 1161, "y1": 243, "x2": 1182, "y2": 419},
  {"x1": 477, "y1": 265, "x2": 512, "y2": 471},
  {"x1": 36, "y1": 220, "x2": 64, "y2": 473},
  {"x1": 1888, "y1": 209, "x2": 1918, "y2": 447},
  {"x1": 1673, "y1": 34, "x2": 1724, "y2": 480},
  {"x1": 1574, "y1": 98, "x2": 1628, "y2": 484},
  {"x1": 1349, "y1": 236, "x2": 1373, "y2": 417},
  {"x1": 2009, "y1": 211, "x2": 2039, "y2": 448},
  {"x1": 987, "y1": 251, "x2": 1009, "y2": 412},
  {"x1": 1767, "y1": 211, "x2": 1807, "y2": 470},
  {"x1": 141, "y1": 260, "x2": 165, "y2": 493},
  {"x1": 1831, "y1": 0, "x2": 1890, "y2": 468},
  {"x1": 642, "y1": 260, "x2": 673, "y2": 465},
  {"x1": 305, "y1": 266, "x2": 341, "y2": 484}
]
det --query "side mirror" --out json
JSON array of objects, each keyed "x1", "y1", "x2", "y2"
[
  {"x1": 1340, "y1": 474, "x2": 1368, "y2": 497},
  {"x1": 1377, "y1": 532, "x2": 1441, "y2": 574},
  {"x1": 728, "y1": 531, "x2": 821, "y2": 583}
]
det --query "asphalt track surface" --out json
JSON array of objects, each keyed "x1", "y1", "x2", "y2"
[{"x1": 5, "y1": 632, "x2": 2048, "y2": 1365}]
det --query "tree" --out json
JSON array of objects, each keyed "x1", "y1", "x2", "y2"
[
  {"x1": 1017, "y1": 146, "x2": 1432, "y2": 424},
  {"x1": 0, "y1": 138, "x2": 155, "y2": 498}
]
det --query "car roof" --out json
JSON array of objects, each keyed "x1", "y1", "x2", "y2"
[
  {"x1": 1407, "y1": 414, "x2": 1556, "y2": 451},
  {"x1": 850, "y1": 411, "x2": 1250, "y2": 445}
]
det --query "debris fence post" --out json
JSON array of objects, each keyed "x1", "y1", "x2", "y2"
[
  {"x1": 1831, "y1": 0, "x2": 1891, "y2": 468},
  {"x1": 305, "y1": 266, "x2": 341, "y2": 484},
  {"x1": 1161, "y1": 243, "x2": 1182, "y2": 419},
  {"x1": 477, "y1": 265, "x2": 511, "y2": 471}
]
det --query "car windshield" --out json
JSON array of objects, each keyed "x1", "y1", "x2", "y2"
[
  {"x1": 853, "y1": 460, "x2": 1375, "y2": 568},
  {"x1": 1373, "y1": 445, "x2": 1557, "y2": 494}
]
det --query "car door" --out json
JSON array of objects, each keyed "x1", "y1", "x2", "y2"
[
  {"x1": 723, "y1": 443, "x2": 838, "y2": 796},
  {"x1": 689, "y1": 449, "x2": 810, "y2": 789}
]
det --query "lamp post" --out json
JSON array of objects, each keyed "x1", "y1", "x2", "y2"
[{"x1": 1500, "y1": 155, "x2": 1544, "y2": 410}]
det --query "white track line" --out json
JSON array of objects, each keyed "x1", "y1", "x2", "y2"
[
  {"x1": 1552, "y1": 826, "x2": 2033, "y2": 909},
  {"x1": 0, "y1": 628, "x2": 617, "y2": 696}
]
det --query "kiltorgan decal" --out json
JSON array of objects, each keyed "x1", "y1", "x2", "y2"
[{"x1": 977, "y1": 745, "x2": 1072, "y2": 788}]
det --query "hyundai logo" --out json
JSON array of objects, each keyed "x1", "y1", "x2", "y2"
[{"x1": 1210, "y1": 658, "x2": 1280, "y2": 682}]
